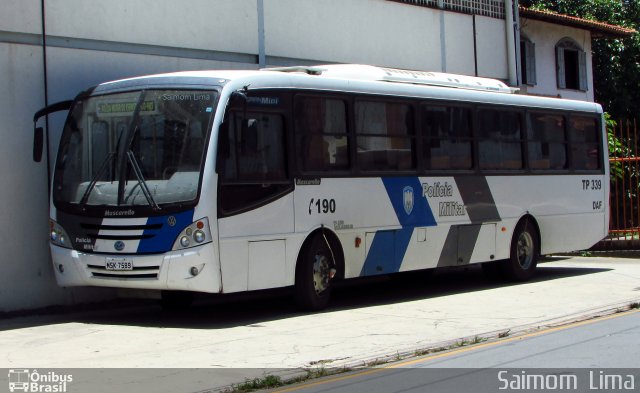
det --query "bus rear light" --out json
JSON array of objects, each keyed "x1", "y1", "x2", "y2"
[
  {"x1": 49, "y1": 220, "x2": 71, "y2": 249},
  {"x1": 172, "y1": 217, "x2": 212, "y2": 251}
]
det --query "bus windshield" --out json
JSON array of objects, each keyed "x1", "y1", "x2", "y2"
[{"x1": 53, "y1": 89, "x2": 217, "y2": 210}]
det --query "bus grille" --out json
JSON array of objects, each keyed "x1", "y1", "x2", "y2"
[
  {"x1": 87, "y1": 264, "x2": 160, "y2": 280},
  {"x1": 74, "y1": 221, "x2": 169, "y2": 254},
  {"x1": 80, "y1": 223, "x2": 162, "y2": 241}
]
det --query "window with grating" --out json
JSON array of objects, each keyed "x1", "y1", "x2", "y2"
[{"x1": 390, "y1": 0, "x2": 506, "y2": 19}]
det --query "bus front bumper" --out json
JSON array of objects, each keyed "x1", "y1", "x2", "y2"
[{"x1": 50, "y1": 242, "x2": 221, "y2": 293}]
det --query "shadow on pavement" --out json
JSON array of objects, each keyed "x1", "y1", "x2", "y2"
[{"x1": 0, "y1": 258, "x2": 612, "y2": 331}]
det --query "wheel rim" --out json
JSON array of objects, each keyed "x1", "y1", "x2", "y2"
[
  {"x1": 312, "y1": 252, "x2": 331, "y2": 295},
  {"x1": 516, "y1": 231, "x2": 534, "y2": 269}
]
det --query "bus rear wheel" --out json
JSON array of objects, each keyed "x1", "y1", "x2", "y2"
[
  {"x1": 501, "y1": 220, "x2": 538, "y2": 281},
  {"x1": 294, "y1": 234, "x2": 335, "y2": 311}
]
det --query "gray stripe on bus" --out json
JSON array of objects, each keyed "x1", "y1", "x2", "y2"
[
  {"x1": 437, "y1": 177, "x2": 500, "y2": 267},
  {"x1": 454, "y1": 176, "x2": 501, "y2": 223},
  {"x1": 437, "y1": 224, "x2": 482, "y2": 267}
]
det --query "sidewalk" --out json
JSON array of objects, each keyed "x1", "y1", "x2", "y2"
[{"x1": 0, "y1": 256, "x2": 638, "y2": 392}]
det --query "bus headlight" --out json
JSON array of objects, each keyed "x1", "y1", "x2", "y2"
[
  {"x1": 50, "y1": 219, "x2": 71, "y2": 249},
  {"x1": 180, "y1": 236, "x2": 191, "y2": 248},
  {"x1": 172, "y1": 217, "x2": 212, "y2": 250},
  {"x1": 194, "y1": 230, "x2": 205, "y2": 243}
]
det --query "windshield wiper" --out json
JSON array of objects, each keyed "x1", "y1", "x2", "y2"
[
  {"x1": 78, "y1": 118, "x2": 129, "y2": 210},
  {"x1": 78, "y1": 151, "x2": 116, "y2": 210},
  {"x1": 126, "y1": 150, "x2": 160, "y2": 210}
]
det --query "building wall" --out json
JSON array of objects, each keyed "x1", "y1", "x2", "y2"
[
  {"x1": 0, "y1": 0, "x2": 512, "y2": 311},
  {"x1": 520, "y1": 18, "x2": 594, "y2": 102},
  {"x1": 443, "y1": 12, "x2": 476, "y2": 75},
  {"x1": 264, "y1": 0, "x2": 443, "y2": 70},
  {"x1": 476, "y1": 15, "x2": 509, "y2": 79}
]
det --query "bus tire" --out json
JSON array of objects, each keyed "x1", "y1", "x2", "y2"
[
  {"x1": 294, "y1": 234, "x2": 334, "y2": 311},
  {"x1": 501, "y1": 219, "x2": 538, "y2": 281}
]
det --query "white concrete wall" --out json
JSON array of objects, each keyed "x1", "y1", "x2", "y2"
[
  {"x1": 521, "y1": 18, "x2": 594, "y2": 101},
  {"x1": 444, "y1": 12, "x2": 476, "y2": 76},
  {"x1": 475, "y1": 15, "x2": 509, "y2": 79},
  {"x1": 264, "y1": 0, "x2": 442, "y2": 70},
  {"x1": 0, "y1": 42, "x2": 65, "y2": 311},
  {"x1": 0, "y1": 2, "x2": 111, "y2": 312},
  {"x1": 263, "y1": 0, "x2": 508, "y2": 79},
  {"x1": 0, "y1": 0, "x2": 518, "y2": 312},
  {"x1": 46, "y1": 0, "x2": 259, "y2": 55},
  {"x1": 1, "y1": 0, "x2": 41, "y2": 34}
]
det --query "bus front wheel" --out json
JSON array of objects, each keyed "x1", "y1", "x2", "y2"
[
  {"x1": 501, "y1": 219, "x2": 538, "y2": 281},
  {"x1": 294, "y1": 234, "x2": 335, "y2": 311}
]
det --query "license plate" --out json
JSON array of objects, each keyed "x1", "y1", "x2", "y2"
[{"x1": 105, "y1": 258, "x2": 133, "y2": 271}]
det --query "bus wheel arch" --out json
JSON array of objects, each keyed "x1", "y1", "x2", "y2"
[
  {"x1": 501, "y1": 215, "x2": 540, "y2": 281},
  {"x1": 294, "y1": 228, "x2": 344, "y2": 311}
]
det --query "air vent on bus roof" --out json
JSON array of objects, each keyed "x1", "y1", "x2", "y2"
[{"x1": 263, "y1": 64, "x2": 517, "y2": 94}]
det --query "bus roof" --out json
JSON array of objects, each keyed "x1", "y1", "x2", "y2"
[{"x1": 94, "y1": 65, "x2": 602, "y2": 114}]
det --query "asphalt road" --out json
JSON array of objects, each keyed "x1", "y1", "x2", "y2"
[{"x1": 272, "y1": 310, "x2": 640, "y2": 393}]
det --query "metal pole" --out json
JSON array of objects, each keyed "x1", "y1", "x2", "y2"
[
  {"x1": 438, "y1": 0, "x2": 446, "y2": 73},
  {"x1": 504, "y1": 0, "x2": 518, "y2": 86},
  {"x1": 634, "y1": 119, "x2": 639, "y2": 235},
  {"x1": 40, "y1": 0, "x2": 51, "y2": 195},
  {"x1": 257, "y1": 0, "x2": 266, "y2": 68}
]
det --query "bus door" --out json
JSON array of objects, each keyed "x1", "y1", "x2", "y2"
[{"x1": 216, "y1": 93, "x2": 294, "y2": 291}]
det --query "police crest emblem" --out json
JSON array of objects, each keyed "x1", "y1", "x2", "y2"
[{"x1": 403, "y1": 186, "x2": 414, "y2": 215}]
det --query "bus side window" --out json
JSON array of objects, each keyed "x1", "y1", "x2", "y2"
[
  {"x1": 477, "y1": 109, "x2": 524, "y2": 170},
  {"x1": 218, "y1": 110, "x2": 290, "y2": 216},
  {"x1": 241, "y1": 118, "x2": 259, "y2": 154},
  {"x1": 527, "y1": 113, "x2": 568, "y2": 170},
  {"x1": 569, "y1": 116, "x2": 600, "y2": 170},
  {"x1": 355, "y1": 101, "x2": 415, "y2": 171},
  {"x1": 295, "y1": 96, "x2": 349, "y2": 172},
  {"x1": 422, "y1": 105, "x2": 473, "y2": 170},
  {"x1": 220, "y1": 111, "x2": 287, "y2": 182}
]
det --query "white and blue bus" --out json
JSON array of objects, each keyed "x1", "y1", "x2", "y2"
[{"x1": 35, "y1": 65, "x2": 609, "y2": 310}]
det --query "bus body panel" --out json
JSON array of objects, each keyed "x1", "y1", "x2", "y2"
[
  {"x1": 49, "y1": 196, "x2": 223, "y2": 293},
  {"x1": 217, "y1": 192, "x2": 296, "y2": 292},
  {"x1": 50, "y1": 174, "x2": 606, "y2": 293},
  {"x1": 286, "y1": 173, "x2": 606, "y2": 283},
  {"x1": 51, "y1": 242, "x2": 221, "y2": 292}
]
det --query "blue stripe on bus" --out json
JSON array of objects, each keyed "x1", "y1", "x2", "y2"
[
  {"x1": 360, "y1": 177, "x2": 436, "y2": 276},
  {"x1": 382, "y1": 177, "x2": 436, "y2": 228},
  {"x1": 137, "y1": 209, "x2": 194, "y2": 253}
]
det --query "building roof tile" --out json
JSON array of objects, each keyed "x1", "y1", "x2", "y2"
[{"x1": 520, "y1": 7, "x2": 636, "y2": 39}]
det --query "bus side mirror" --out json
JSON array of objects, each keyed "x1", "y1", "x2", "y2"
[
  {"x1": 33, "y1": 126, "x2": 44, "y2": 162},
  {"x1": 32, "y1": 99, "x2": 73, "y2": 163}
]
